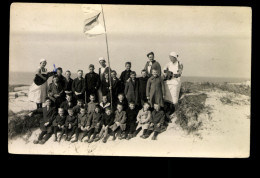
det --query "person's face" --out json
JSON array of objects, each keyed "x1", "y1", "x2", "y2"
[
  {"x1": 90, "y1": 96, "x2": 95, "y2": 102},
  {"x1": 77, "y1": 101, "x2": 83, "y2": 107},
  {"x1": 130, "y1": 74, "x2": 136, "y2": 80},
  {"x1": 125, "y1": 64, "x2": 131, "y2": 71},
  {"x1": 57, "y1": 70, "x2": 62, "y2": 76},
  {"x1": 46, "y1": 100, "x2": 51, "y2": 106},
  {"x1": 99, "y1": 60, "x2": 106, "y2": 67},
  {"x1": 95, "y1": 107, "x2": 100, "y2": 113},
  {"x1": 77, "y1": 71, "x2": 83, "y2": 78},
  {"x1": 41, "y1": 61, "x2": 47, "y2": 68},
  {"x1": 143, "y1": 103, "x2": 149, "y2": 111},
  {"x1": 129, "y1": 104, "x2": 135, "y2": 110},
  {"x1": 65, "y1": 72, "x2": 71, "y2": 78},
  {"x1": 117, "y1": 105, "x2": 123, "y2": 112},
  {"x1": 141, "y1": 71, "x2": 147, "y2": 78},
  {"x1": 102, "y1": 96, "x2": 108, "y2": 103},
  {"x1": 105, "y1": 74, "x2": 109, "y2": 79},
  {"x1": 154, "y1": 104, "x2": 160, "y2": 111},
  {"x1": 106, "y1": 110, "x2": 111, "y2": 115},
  {"x1": 68, "y1": 110, "x2": 74, "y2": 116},
  {"x1": 58, "y1": 109, "x2": 64, "y2": 116},
  {"x1": 148, "y1": 54, "x2": 154, "y2": 62},
  {"x1": 118, "y1": 95, "x2": 124, "y2": 101},
  {"x1": 66, "y1": 95, "x2": 72, "y2": 102},
  {"x1": 111, "y1": 72, "x2": 116, "y2": 78},
  {"x1": 80, "y1": 108, "x2": 86, "y2": 114},
  {"x1": 169, "y1": 56, "x2": 177, "y2": 63},
  {"x1": 89, "y1": 67, "x2": 94, "y2": 73},
  {"x1": 53, "y1": 77, "x2": 58, "y2": 83},
  {"x1": 152, "y1": 70, "x2": 158, "y2": 77}
]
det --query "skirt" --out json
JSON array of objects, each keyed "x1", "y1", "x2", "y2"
[
  {"x1": 28, "y1": 81, "x2": 48, "y2": 103},
  {"x1": 164, "y1": 78, "x2": 181, "y2": 104}
]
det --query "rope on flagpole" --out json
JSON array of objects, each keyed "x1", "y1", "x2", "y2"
[{"x1": 101, "y1": 4, "x2": 113, "y2": 108}]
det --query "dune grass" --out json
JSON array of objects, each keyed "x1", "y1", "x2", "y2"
[{"x1": 9, "y1": 84, "x2": 29, "y2": 92}]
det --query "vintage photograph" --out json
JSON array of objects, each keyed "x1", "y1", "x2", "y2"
[{"x1": 8, "y1": 3, "x2": 251, "y2": 157}]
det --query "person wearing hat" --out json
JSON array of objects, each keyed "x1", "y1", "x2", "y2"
[
  {"x1": 85, "y1": 64, "x2": 101, "y2": 103},
  {"x1": 28, "y1": 58, "x2": 49, "y2": 109},
  {"x1": 163, "y1": 51, "x2": 183, "y2": 114},
  {"x1": 144, "y1": 52, "x2": 162, "y2": 78}
]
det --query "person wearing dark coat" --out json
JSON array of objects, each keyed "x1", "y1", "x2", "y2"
[
  {"x1": 101, "y1": 72, "x2": 111, "y2": 101},
  {"x1": 85, "y1": 64, "x2": 101, "y2": 103},
  {"x1": 144, "y1": 52, "x2": 162, "y2": 77},
  {"x1": 119, "y1": 62, "x2": 132, "y2": 93},
  {"x1": 64, "y1": 70, "x2": 73, "y2": 94},
  {"x1": 125, "y1": 102, "x2": 139, "y2": 140},
  {"x1": 111, "y1": 70, "x2": 121, "y2": 104},
  {"x1": 142, "y1": 103, "x2": 165, "y2": 140},
  {"x1": 60, "y1": 93, "x2": 75, "y2": 115},
  {"x1": 72, "y1": 70, "x2": 85, "y2": 101},
  {"x1": 71, "y1": 108, "x2": 88, "y2": 143},
  {"x1": 29, "y1": 98, "x2": 57, "y2": 144},
  {"x1": 52, "y1": 108, "x2": 66, "y2": 141},
  {"x1": 114, "y1": 93, "x2": 128, "y2": 111},
  {"x1": 48, "y1": 75, "x2": 64, "y2": 108},
  {"x1": 56, "y1": 67, "x2": 66, "y2": 90},
  {"x1": 138, "y1": 69, "x2": 149, "y2": 106},
  {"x1": 124, "y1": 71, "x2": 140, "y2": 107}
]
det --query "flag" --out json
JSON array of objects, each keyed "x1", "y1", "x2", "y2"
[{"x1": 82, "y1": 4, "x2": 105, "y2": 38}]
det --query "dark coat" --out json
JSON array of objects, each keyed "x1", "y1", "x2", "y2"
[
  {"x1": 124, "y1": 78, "x2": 140, "y2": 106},
  {"x1": 64, "y1": 78, "x2": 73, "y2": 92},
  {"x1": 138, "y1": 76, "x2": 149, "y2": 102},
  {"x1": 65, "y1": 115, "x2": 78, "y2": 127},
  {"x1": 72, "y1": 77, "x2": 85, "y2": 93},
  {"x1": 77, "y1": 113, "x2": 88, "y2": 127},
  {"x1": 111, "y1": 77, "x2": 121, "y2": 101},
  {"x1": 60, "y1": 100, "x2": 75, "y2": 112},
  {"x1": 98, "y1": 67, "x2": 111, "y2": 82},
  {"x1": 52, "y1": 115, "x2": 66, "y2": 126},
  {"x1": 101, "y1": 79, "x2": 110, "y2": 97},
  {"x1": 146, "y1": 76, "x2": 165, "y2": 107},
  {"x1": 126, "y1": 108, "x2": 139, "y2": 125},
  {"x1": 87, "y1": 112, "x2": 102, "y2": 129},
  {"x1": 84, "y1": 72, "x2": 100, "y2": 94},
  {"x1": 148, "y1": 110, "x2": 165, "y2": 132},
  {"x1": 101, "y1": 113, "x2": 114, "y2": 126},
  {"x1": 144, "y1": 60, "x2": 162, "y2": 77}
]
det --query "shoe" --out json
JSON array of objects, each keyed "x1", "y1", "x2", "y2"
[
  {"x1": 140, "y1": 135, "x2": 145, "y2": 138},
  {"x1": 102, "y1": 137, "x2": 107, "y2": 143},
  {"x1": 65, "y1": 136, "x2": 68, "y2": 141},
  {"x1": 94, "y1": 137, "x2": 100, "y2": 142},
  {"x1": 88, "y1": 138, "x2": 94, "y2": 143},
  {"x1": 33, "y1": 140, "x2": 39, "y2": 144},
  {"x1": 151, "y1": 135, "x2": 156, "y2": 140},
  {"x1": 143, "y1": 135, "x2": 149, "y2": 139},
  {"x1": 39, "y1": 140, "x2": 46, "y2": 144},
  {"x1": 71, "y1": 139, "x2": 78, "y2": 143},
  {"x1": 112, "y1": 135, "x2": 116, "y2": 141},
  {"x1": 84, "y1": 137, "x2": 89, "y2": 142},
  {"x1": 67, "y1": 136, "x2": 72, "y2": 141}
]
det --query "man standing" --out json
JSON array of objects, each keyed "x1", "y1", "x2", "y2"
[
  {"x1": 85, "y1": 64, "x2": 100, "y2": 103},
  {"x1": 72, "y1": 70, "x2": 86, "y2": 101},
  {"x1": 144, "y1": 52, "x2": 162, "y2": 77}
]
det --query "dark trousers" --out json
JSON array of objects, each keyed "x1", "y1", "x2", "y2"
[
  {"x1": 36, "y1": 103, "x2": 42, "y2": 109},
  {"x1": 74, "y1": 93, "x2": 85, "y2": 102},
  {"x1": 38, "y1": 131, "x2": 52, "y2": 141},
  {"x1": 60, "y1": 126, "x2": 77, "y2": 138},
  {"x1": 81, "y1": 128, "x2": 99, "y2": 139},
  {"x1": 53, "y1": 126, "x2": 62, "y2": 137},
  {"x1": 145, "y1": 130, "x2": 159, "y2": 137},
  {"x1": 125, "y1": 123, "x2": 137, "y2": 135}
]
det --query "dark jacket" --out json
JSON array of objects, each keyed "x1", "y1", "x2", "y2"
[
  {"x1": 52, "y1": 115, "x2": 66, "y2": 126},
  {"x1": 85, "y1": 72, "x2": 100, "y2": 94},
  {"x1": 57, "y1": 75, "x2": 66, "y2": 90},
  {"x1": 101, "y1": 113, "x2": 114, "y2": 126},
  {"x1": 101, "y1": 79, "x2": 110, "y2": 97},
  {"x1": 148, "y1": 110, "x2": 165, "y2": 132},
  {"x1": 72, "y1": 77, "x2": 85, "y2": 93},
  {"x1": 124, "y1": 78, "x2": 140, "y2": 106},
  {"x1": 60, "y1": 100, "x2": 75, "y2": 112},
  {"x1": 111, "y1": 77, "x2": 121, "y2": 100},
  {"x1": 120, "y1": 70, "x2": 131, "y2": 85},
  {"x1": 98, "y1": 67, "x2": 111, "y2": 82},
  {"x1": 65, "y1": 115, "x2": 78, "y2": 127},
  {"x1": 64, "y1": 78, "x2": 73, "y2": 92},
  {"x1": 87, "y1": 112, "x2": 102, "y2": 129},
  {"x1": 138, "y1": 76, "x2": 149, "y2": 101},
  {"x1": 77, "y1": 113, "x2": 88, "y2": 127},
  {"x1": 126, "y1": 108, "x2": 139, "y2": 124},
  {"x1": 144, "y1": 60, "x2": 162, "y2": 77}
]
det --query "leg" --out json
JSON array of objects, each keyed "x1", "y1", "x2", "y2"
[
  {"x1": 152, "y1": 131, "x2": 159, "y2": 140},
  {"x1": 71, "y1": 127, "x2": 80, "y2": 143},
  {"x1": 133, "y1": 127, "x2": 142, "y2": 137},
  {"x1": 68, "y1": 126, "x2": 77, "y2": 141},
  {"x1": 143, "y1": 130, "x2": 153, "y2": 139},
  {"x1": 33, "y1": 131, "x2": 47, "y2": 144},
  {"x1": 87, "y1": 128, "x2": 95, "y2": 143},
  {"x1": 58, "y1": 127, "x2": 66, "y2": 142},
  {"x1": 81, "y1": 130, "x2": 89, "y2": 142},
  {"x1": 53, "y1": 126, "x2": 58, "y2": 141}
]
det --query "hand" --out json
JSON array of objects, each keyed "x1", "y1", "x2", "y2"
[
  {"x1": 44, "y1": 122, "x2": 49, "y2": 126},
  {"x1": 109, "y1": 87, "x2": 112, "y2": 90},
  {"x1": 157, "y1": 123, "x2": 161, "y2": 127},
  {"x1": 68, "y1": 124, "x2": 71, "y2": 129},
  {"x1": 28, "y1": 112, "x2": 33, "y2": 117}
]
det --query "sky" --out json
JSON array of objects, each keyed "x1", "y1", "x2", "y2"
[{"x1": 9, "y1": 3, "x2": 251, "y2": 78}]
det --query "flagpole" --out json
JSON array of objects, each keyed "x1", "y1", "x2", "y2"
[{"x1": 101, "y1": 4, "x2": 113, "y2": 108}]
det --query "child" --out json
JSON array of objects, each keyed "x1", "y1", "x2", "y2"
[
  {"x1": 146, "y1": 69, "x2": 165, "y2": 108},
  {"x1": 110, "y1": 103, "x2": 127, "y2": 140},
  {"x1": 134, "y1": 102, "x2": 151, "y2": 137},
  {"x1": 72, "y1": 99, "x2": 85, "y2": 115},
  {"x1": 71, "y1": 108, "x2": 88, "y2": 143},
  {"x1": 60, "y1": 93, "x2": 75, "y2": 114},
  {"x1": 48, "y1": 75, "x2": 64, "y2": 107},
  {"x1": 101, "y1": 72, "x2": 111, "y2": 101},
  {"x1": 28, "y1": 97, "x2": 57, "y2": 144},
  {"x1": 86, "y1": 94, "x2": 98, "y2": 114},
  {"x1": 59, "y1": 108, "x2": 78, "y2": 141},
  {"x1": 111, "y1": 70, "x2": 121, "y2": 103},
  {"x1": 84, "y1": 105, "x2": 103, "y2": 143},
  {"x1": 142, "y1": 103, "x2": 165, "y2": 140},
  {"x1": 125, "y1": 102, "x2": 139, "y2": 140},
  {"x1": 138, "y1": 69, "x2": 149, "y2": 106},
  {"x1": 52, "y1": 108, "x2": 66, "y2": 142},
  {"x1": 100, "y1": 95, "x2": 111, "y2": 113},
  {"x1": 95, "y1": 107, "x2": 114, "y2": 143},
  {"x1": 124, "y1": 71, "x2": 140, "y2": 107},
  {"x1": 114, "y1": 93, "x2": 128, "y2": 111},
  {"x1": 64, "y1": 70, "x2": 74, "y2": 94},
  {"x1": 72, "y1": 70, "x2": 85, "y2": 100},
  {"x1": 56, "y1": 67, "x2": 66, "y2": 90},
  {"x1": 119, "y1": 62, "x2": 132, "y2": 92}
]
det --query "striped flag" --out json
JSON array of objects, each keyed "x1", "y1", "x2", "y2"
[{"x1": 82, "y1": 4, "x2": 105, "y2": 38}]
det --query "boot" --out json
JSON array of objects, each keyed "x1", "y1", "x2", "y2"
[
  {"x1": 54, "y1": 135, "x2": 58, "y2": 142},
  {"x1": 39, "y1": 139, "x2": 46, "y2": 144},
  {"x1": 112, "y1": 132, "x2": 116, "y2": 141},
  {"x1": 88, "y1": 137, "x2": 94, "y2": 143},
  {"x1": 71, "y1": 137, "x2": 78, "y2": 143},
  {"x1": 102, "y1": 135, "x2": 108, "y2": 143},
  {"x1": 33, "y1": 140, "x2": 39, "y2": 144},
  {"x1": 121, "y1": 131, "x2": 126, "y2": 139},
  {"x1": 152, "y1": 132, "x2": 158, "y2": 140}
]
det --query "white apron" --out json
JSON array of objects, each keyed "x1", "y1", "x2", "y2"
[{"x1": 28, "y1": 67, "x2": 48, "y2": 103}]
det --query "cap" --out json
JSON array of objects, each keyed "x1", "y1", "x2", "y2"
[
  {"x1": 169, "y1": 52, "x2": 178, "y2": 58},
  {"x1": 98, "y1": 57, "x2": 106, "y2": 62}
]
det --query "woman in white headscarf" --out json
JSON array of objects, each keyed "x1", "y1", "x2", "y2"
[
  {"x1": 163, "y1": 52, "x2": 183, "y2": 107},
  {"x1": 28, "y1": 58, "x2": 49, "y2": 109}
]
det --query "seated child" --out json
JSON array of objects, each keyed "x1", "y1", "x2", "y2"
[
  {"x1": 95, "y1": 107, "x2": 114, "y2": 143},
  {"x1": 134, "y1": 102, "x2": 151, "y2": 138},
  {"x1": 59, "y1": 108, "x2": 78, "y2": 142},
  {"x1": 125, "y1": 102, "x2": 139, "y2": 140},
  {"x1": 142, "y1": 103, "x2": 165, "y2": 140},
  {"x1": 99, "y1": 95, "x2": 111, "y2": 113},
  {"x1": 86, "y1": 94, "x2": 98, "y2": 114},
  {"x1": 110, "y1": 103, "x2": 127, "y2": 140},
  {"x1": 28, "y1": 97, "x2": 57, "y2": 144},
  {"x1": 52, "y1": 108, "x2": 66, "y2": 142},
  {"x1": 71, "y1": 108, "x2": 88, "y2": 143},
  {"x1": 113, "y1": 93, "x2": 128, "y2": 111},
  {"x1": 83, "y1": 105, "x2": 103, "y2": 143},
  {"x1": 72, "y1": 99, "x2": 85, "y2": 115},
  {"x1": 60, "y1": 93, "x2": 75, "y2": 114}
]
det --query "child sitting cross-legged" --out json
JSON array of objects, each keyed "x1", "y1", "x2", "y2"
[
  {"x1": 52, "y1": 108, "x2": 66, "y2": 142},
  {"x1": 71, "y1": 107, "x2": 88, "y2": 143}
]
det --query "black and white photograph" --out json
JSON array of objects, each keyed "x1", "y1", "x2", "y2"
[{"x1": 8, "y1": 3, "x2": 251, "y2": 157}]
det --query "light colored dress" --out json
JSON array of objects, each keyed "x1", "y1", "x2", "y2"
[
  {"x1": 28, "y1": 67, "x2": 48, "y2": 103},
  {"x1": 163, "y1": 60, "x2": 183, "y2": 104},
  {"x1": 136, "y1": 109, "x2": 151, "y2": 130}
]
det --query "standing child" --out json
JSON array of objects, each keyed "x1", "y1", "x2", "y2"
[
  {"x1": 72, "y1": 99, "x2": 85, "y2": 115},
  {"x1": 52, "y1": 108, "x2": 66, "y2": 142},
  {"x1": 110, "y1": 103, "x2": 127, "y2": 140},
  {"x1": 71, "y1": 108, "x2": 88, "y2": 143},
  {"x1": 124, "y1": 71, "x2": 140, "y2": 108},
  {"x1": 134, "y1": 102, "x2": 151, "y2": 138},
  {"x1": 146, "y1": 69, "x2": 165, "y2": 108},
  {"x1": 100, "y1": 95, "x2": 111, "y2": 113},
  {"x1": 125, "y1": 102, "x2": 139, "y2": 140},
  {"x1": 28, "y1": 97, "x2": 57, "y2": 144},
  {"x1": 138, "y1": 69, "x2": 149, "y2": 106},
  {"x1": 48, "y1": 75, "x2": 64, "y2": 107},
  {"x1": 111, "y1": 70, "x2": 121, "y2": 104},
  {"x1": 95, "y1": 107, "x2": 114, "y2": 143},
  {"x1": 59, "y1": 108, "x2": 78, "y2": 141},
  {"x1": 72, "y1": 70, "x2": 85, "y2": 100},
  {"x1": 142, "y1": 103, "x2": 165, "y2": 140},
  {"x1": 119, "y1": 62, "x2": 132, "y2": 93}
]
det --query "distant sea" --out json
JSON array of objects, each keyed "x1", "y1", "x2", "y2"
[{"x1": 9, "y1": 71, "x2": 250, "y2": 86}]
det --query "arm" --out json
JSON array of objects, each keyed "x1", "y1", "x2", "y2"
[
  {"x1": 120, "y1": 112, "x2": 127, "y2": 124},
  {"x1": 143, "y1": 111, "x2": 151, "y2": 123},
  {"x1": 146, "y1": 79, "x2": 151, "y2": 97},
  {"x1": 161, "y1": 77, "x2": 165, "y2": 97},
  {"x1": 80, "y1": 79, "x2": 86, "y2": 94}
]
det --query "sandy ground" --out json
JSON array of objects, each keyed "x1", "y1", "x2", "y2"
[{"x1": 8, "y1": 86, "x2": 250, "y2": 158}]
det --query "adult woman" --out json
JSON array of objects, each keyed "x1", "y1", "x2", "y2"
[
  {"x1": 144, "y1": 52, "x2": 162, "y2": 77},
  {"x1": 163, "y1": 52, "x2": 183, "y2": 107},
  {"x1": 28, "y1": 58, "x2": 49, "y2": 109}
]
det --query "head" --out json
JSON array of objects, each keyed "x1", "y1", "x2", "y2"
[
  {"x1": 104, "y1": 73, "x2": 109, "y2": 80},
  {"x1": 117, "y1": 103, "x2": 123, "y2": 112},
  {"x1": 125, "y1": 62, "x2": 131, "y2": 71},
  {"x1": 65, "y1": 70, "x2": 71, "y2": 78},
  {"x1": 77, "y1": 99, "x2": 84, "y2": 107},
  {"x1": 77, "y1": 70, "x2": 83, "y2": 78},
  {"x1": 130, "y1": 71, "x2": 136, "y2": 80},
  {"x1": 40, "y1": 59, "x2": 47, "y2": 68},
  {"x1": 80, "y1": 108, "x2": 86, "y2": 115},
  {"x1": 141, "y1": 69, "x2": 147, "y2": 78},
  {"x1": 105, "y1": 107, "x2": 112, "y2": 115},
  {"x1": 45, "y1": 97, "x2": 52, "y2": 106},
  {"x1": 53, "y1": 75, "x2": 59, "y2": 84},
  {"x1": 95, "y1": 105, "x2": 101, "y2": 113},
  {"x1": 154, "y1": 103, "x2": 160, "y2": 111},
  {"x1": 152, "y1": 69, "x2": 158, "y2": 77},
  {"x1": 129, "y1": 102, "x2": 135, "y2": 110},
  {"x1": 169, "y1": 52, "x2": 178, "y2": 63},
  {"x1": 99, "y1": 57, "x2": 106, "y2": 67},
  {"x1": 66, "y1": 94, "x2": 73, "y2": 102},
  {"x1": 111, "y1": 70, "x2": 117, "y2": 79},
  {"x1": 143, "y1": 102, "x2": 150, "y2": 111},
  {"x1": 89, "y1": 94, "x2": 95, "y2": 102},
  {"x1": 118, "y1": 93, "x2": 124, "y2": 101},
  {"x1": 58, "y1": 108, "x2": 65, "y2": 116},
  {"x1": 147, "y1": 52, "x2": 155, "y2": 62},
  {"x1": 102, "y1": 95, "x2": 108, "y2": 103},
  {"x1": 89, "y1": 64, "x2": 95, "y2": 73},
  {"x1": 57, "y1": 67, "x2": 63, "y2": 76},
  {"x1": 68, "y1": 109, "x2": 74, "y2": 116}
]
